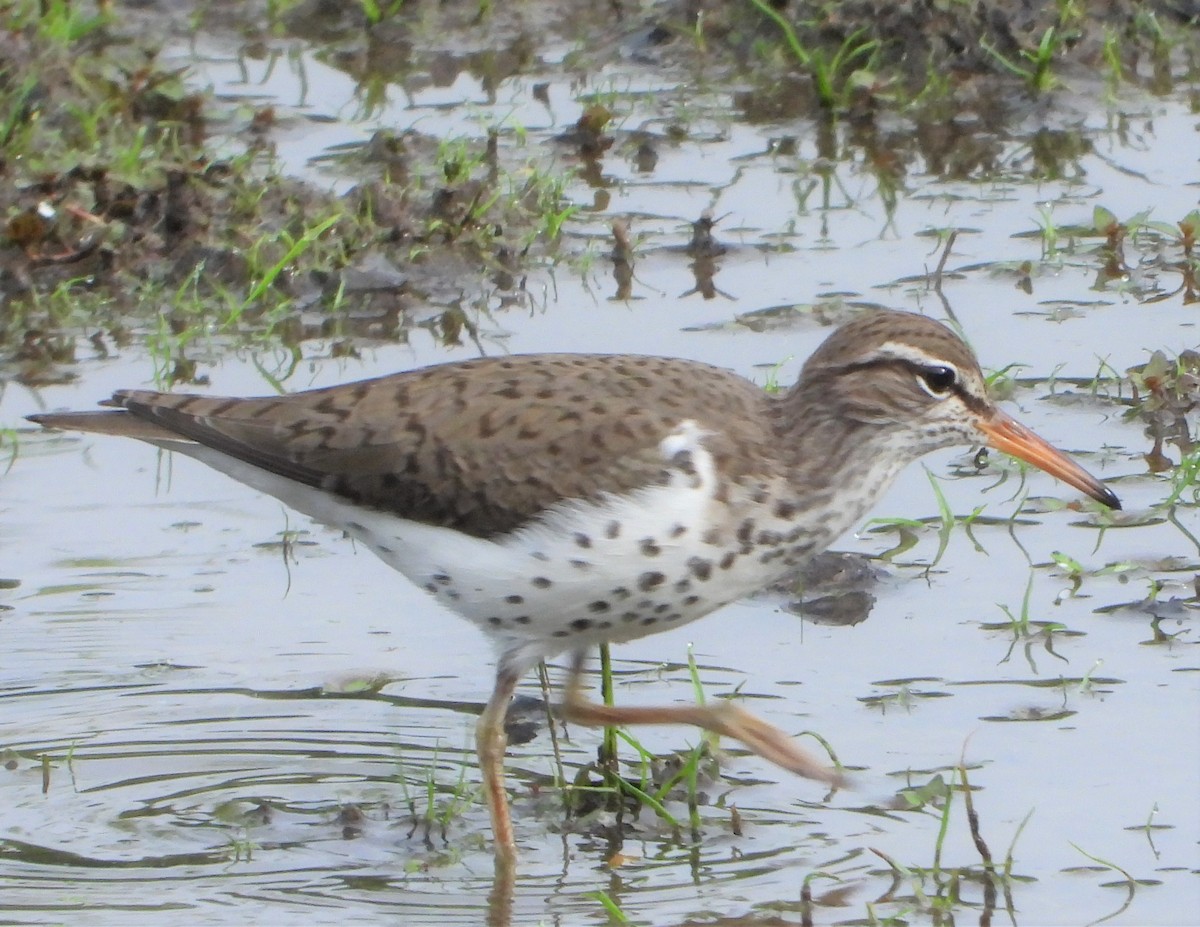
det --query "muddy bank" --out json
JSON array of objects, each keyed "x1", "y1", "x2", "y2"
[{"x1": 2, "y1": 0, "x2": 1196, "y2": 386}]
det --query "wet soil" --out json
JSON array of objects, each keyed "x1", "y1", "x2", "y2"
[{"x1": 2, "y1": 0, "x2": 1197, "y2": 384}]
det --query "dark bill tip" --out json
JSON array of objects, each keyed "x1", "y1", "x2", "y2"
[{"x1": 978, "y1": 411, "x2": 1120, "y2": 510}]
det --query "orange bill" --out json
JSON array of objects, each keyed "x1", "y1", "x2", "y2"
[{"x1": 978, "y1": 410, "x2": 1121, "y2": 510}]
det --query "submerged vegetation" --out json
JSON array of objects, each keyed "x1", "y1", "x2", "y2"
[{"x1": 1, "y1": 1, "x2": 581, "y2": 387}]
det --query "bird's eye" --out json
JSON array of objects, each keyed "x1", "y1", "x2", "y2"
[{"x1": 917, "y1": 365, "x2": 957, "y2": 397}]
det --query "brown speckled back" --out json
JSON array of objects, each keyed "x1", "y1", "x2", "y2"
[{"x1": 113, "y1": 354, "x2": 784, "y2": 537}]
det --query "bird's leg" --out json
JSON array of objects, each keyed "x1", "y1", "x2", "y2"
[
  {"x1": 561, "y1": 653, "x2": 844, "y2": 787},
  {"x1": 477, "y1": 665, "x2": 521, "y2": 864}
]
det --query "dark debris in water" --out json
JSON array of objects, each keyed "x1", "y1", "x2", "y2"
[
  {"x1": 503, "y1": 693, "x2": 547, "y2": 746},
  {"x1": 774, "y1": 551, "x2": 883, "y2": 627}
]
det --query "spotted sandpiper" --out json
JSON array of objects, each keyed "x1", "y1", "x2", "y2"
[{"x1": 29, "y1": 309, "x2": 1119, "y2": 863}]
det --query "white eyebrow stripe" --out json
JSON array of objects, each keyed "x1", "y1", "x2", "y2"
[{"x1": 868, "y1": 341, "x2": 959, "y2": 371}]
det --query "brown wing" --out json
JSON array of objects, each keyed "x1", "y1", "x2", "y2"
[{"x1": 93, "y1": 354, "x2": 779, "y2": 538}]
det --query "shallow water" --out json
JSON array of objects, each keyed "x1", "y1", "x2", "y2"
[{"x1": 3, "y1": 26, "x2": 1199, "y2": 927}]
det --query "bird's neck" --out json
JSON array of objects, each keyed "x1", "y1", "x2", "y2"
[{"x1": 768, "y1": 383, "x2": 913, "y2": 535}]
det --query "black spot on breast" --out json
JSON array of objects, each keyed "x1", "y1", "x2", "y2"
[
  {"x1": 588, "y1": 601, "x2": 610, "y2": 613},
  {"x1": 688, "y1": 557, "x2": 713, "y2": 581},
  {"x1": 532, "y1": 577, "x2": 553, "y2": 588},
  {"x1": 506, "y1": 594, "x2": 525, "y2": 605},
  {"x1": 638, "y1": 571, "x2": 665, "y2": 591},
  {"x1": 640, "y1": 539, "x2": 661, "y2": 557},
  {"x1": 574, "y1": 532, "x2": 592, "y2": 549},
  {"x1": 571, "y1": 618, "x2": 592, "y2": 631}
]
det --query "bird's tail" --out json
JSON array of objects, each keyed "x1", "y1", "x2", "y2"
[{"x1": 27, "y1": 410, "x2": 185, "y2": 442}]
